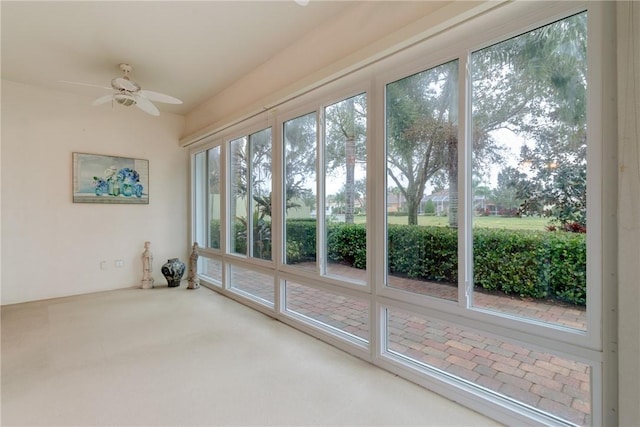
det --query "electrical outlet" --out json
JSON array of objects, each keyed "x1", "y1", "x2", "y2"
[
  {"x1": 114, "y1": 260, "x2": 124, "y2": 268},
  {"x1": 100, "y1": 261, "x2": 108, "y2": 270}
]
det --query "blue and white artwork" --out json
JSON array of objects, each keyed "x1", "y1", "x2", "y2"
[{"x1": 73, "y1": 153, "x2": 149, "y2": 204}]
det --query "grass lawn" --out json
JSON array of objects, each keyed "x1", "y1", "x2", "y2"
[{"x1": 358, "y1": 215, "x2": 550, "y2": 231}]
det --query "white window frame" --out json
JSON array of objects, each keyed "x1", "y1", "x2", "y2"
[
  {"x1": 224, "y1": 122, "x2": 276, "y2": 267},
  {"x1": 276, "y1": 80, "x2": 375, "y2": 294},
  {"x1": 189, "y1": 2, "x2": 616, "y2": 424},
  {"x1": 376, "y1": 1, "x2": 603, "y2": 351}
]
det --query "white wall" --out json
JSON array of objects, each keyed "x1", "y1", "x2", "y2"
[
  {"x1": 1, "y1": 80, "x2": 188, "y2": 305},
  {"x1": 617, "y1": 2, "x2": 640, "y2": 424}
]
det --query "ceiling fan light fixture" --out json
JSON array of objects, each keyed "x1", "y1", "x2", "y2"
[
  {"x1": 67, "y1": 62, "x2": 182, "y2": 116},
  {"x1": 114, "y1": 93, "x2": 136, "y2": 107}
]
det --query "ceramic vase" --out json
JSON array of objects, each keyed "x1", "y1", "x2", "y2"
[
  {"x1": 161, "y1": 258, "x2": 185, "y2": 287},
  {"x1": 121, "y1": 183, "x2": 133, "y2": 197}
]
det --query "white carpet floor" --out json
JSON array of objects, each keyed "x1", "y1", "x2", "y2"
[{"x1": 1, "y1": 286, "x2": 502, "y2": 426}]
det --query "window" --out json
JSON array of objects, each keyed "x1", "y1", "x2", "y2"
[
  {"x1": 191, "y1": 4, "x2": 611, "y2": 426},
  {"x1": 283, "y1": 113, "x2": 317, "y2": 271},
  {"x1": 228, "y1": 128, "x2": 273, "y2": 260},
  {"x1": 323, "y1": 93, "x2": 367, "y2": 282},
  {"x1": 249, "y1": 128, "x2": 273, "y2": 261},
  {"x1": 229, "y1": 136, "x2": 247, "y2": 256},
  {"x1": 208, "y1": 146, "x2": 221, "y2": 249},
  {"x1": 200, "y1": 257, "x2": 222, "y2": 286},
  {"x1": 384, "y1": 305, "x2": 592, "y2": 426},
  {"x1": 285, "y1": 280, "x2": 369, "y2": 344},
  {"x1": 194, "y1": 146, "x2": 222, "y2": 251},
  {"x1": 229, "y1": 264, "x2": 274, "y2": 307},
  {"x1": 193, "y1": 151, "x2": 208, "y2": 248},
  {"x1": 470, "y1": 12, "x2": 588, "y2": 330},
  {"x1": 385, "y1": 60, "x2": 459, "y2": 302}
]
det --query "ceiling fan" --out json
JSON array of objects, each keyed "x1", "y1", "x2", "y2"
[{"x1": 63, "y1": 63, "x2": 182, "y2": 116}]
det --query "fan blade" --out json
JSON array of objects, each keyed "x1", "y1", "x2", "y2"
[
  {"x1": 133, "y1": 96, "x2": 160, "y2": 116},
  {"x1": 59, "y1": 80, "x2": 112, "y2": 91},
  {"x1": 139, "y1": 90, "x2": 182, "y2": 104},
  {"x1": 114, "y1": 77, "x2": 139, "y2": 92},
  {"x1": 92, "y1": 94, "x2": 114, "y2": 106}
]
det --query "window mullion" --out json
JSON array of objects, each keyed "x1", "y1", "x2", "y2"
[
  {"x1": 219, "y1": 144, "x2": 226, "y2": 256},
  {"x1": 459, "y1": 54, "x2": 473, "y2": 309},
  {"x1": 205, "y1": 149, "x2": 211, "y2": 250},
  {"x1": 317, "y1": 109, "x2": 326, "y2": 276},
  {"x1": 247, "y1": 136, "x2": 254, "y2": 259}
]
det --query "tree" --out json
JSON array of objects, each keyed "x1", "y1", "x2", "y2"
[
  {"x1": 385, "y1": 12, "x2": 587, "y2": 229},
  {"x1": 208, "y1": 147, "x2": 221, "y2": 195},
  {"x1": 353, "y1": 178, "x2": 367, "y2": 212},
  {"x1": 494, "y1": 12, "x2": 588, "y2": 228},
  {"x1": 518, "y1": 143, "x2": 587, "y2": 228},
  {"x1": 283, "y1": 113, "x2": 317, "y2": 213},
  {"x1": 325, "y1": 94, "x2": 367, "y2": 223},
  {"x1": 229, "y1": 130, "x2": 272, "y2": 217},
  {"x1": 329, "y1": 178, "x2": 366, "y2": 215},
  {"x1": 423, "y1": 199, "x2": 436, "y2": 215},
  {"x1": 386, "y1": 60, "x2": 457, "y2": 225},
  {"x1": 472, "y1": 176, "x2": 492, "y2": 214},
  {"x1": 386, "y1": 59, "x2": 502, "y2": 227},
  {"x1": 491, "y1": 167, "x2": 527, "y2": 216}
]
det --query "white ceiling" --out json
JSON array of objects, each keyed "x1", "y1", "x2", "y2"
[{"x1": 1, "y1": 1, "x2": 355, "y2": 116}]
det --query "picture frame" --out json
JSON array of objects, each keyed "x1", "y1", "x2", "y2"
[{"x1": 72, "y1": 152, "x2": 149, "y2": 204}]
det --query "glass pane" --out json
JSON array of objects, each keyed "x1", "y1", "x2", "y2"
[
  {"x1": 324, "y1": 93, "x2": 367, "y2": 282},
  {"x1": 208, "y1": 146, "x2": 221, "y2": 249},
  {"x1": 229, "y1": 264, "x2": 274, "y2": 306},
  {"x1": 200, "y1": 257, "x2": 222, "y2": 286},
  {"x1": 470, "y1": 13, "x2": 587, "y2": 330},
  {"x1": 385, "y1": 307, "x2": 591, "y2": 426},
  {"x1": 385, "y1": 60, "x2": 459, "y2": 302},
  {"x1": 193, "y1": 151, "x2": 207, "y2": 248},
  {"x1": 229, "y1": 137, "x2": 248, "y2": 256},
  {"x1": 283, "y1": 113, "x2": 317, "y2": 271},
  {"x1": 250, "y1": 128, "x2": 272, "y2": 261},
  {"x1": 285, "y1": 281, "x2": 369, "y2": 343}
]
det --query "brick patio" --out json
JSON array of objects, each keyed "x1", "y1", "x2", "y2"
[{"x1": 207, "y1": 260, "x2": 590, "y2": 426}]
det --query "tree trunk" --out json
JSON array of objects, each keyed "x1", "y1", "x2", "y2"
[
  {"x1": 345, "y1": 135, "x2": 355, "y2": 224},
  {"x1": 407, "y1": 198, "x2": 419, "y2": 225},
  {"x1": 447, "y1": 135, "x2": 458, "y2": 228}
]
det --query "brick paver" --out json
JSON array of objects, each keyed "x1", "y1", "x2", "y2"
[{"x1": 203, "y1": 260, "x2": 590, "y2": 426}]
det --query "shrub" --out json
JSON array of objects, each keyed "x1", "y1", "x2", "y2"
[
  {"x1": 544, "y1": 232, "x2": 587, "y2": 304},
  {"x1": 210, "y1": 220, "x2": 221, "y2": 249},
  {"x1": 424, "y1": 200, "x2": 436, "y2": 215},
  {"x1": 327, "y1": 223, "x2": 367, "y2": 269},
  {"x1": 386, "y1": 225, "x2": 585, "y2": 305},
  {"x1": 387, "y1": 225, "x2": 457, "y2": 282},
  {"x1": 210, "y1": 219, "x2": 587, "y2": 306},
  {"x1": 473, "y1": 229, "x2": 548, "y2": 298},
  {"x1": 284, "y1": 220, "x2": 316, "y2": 262}
]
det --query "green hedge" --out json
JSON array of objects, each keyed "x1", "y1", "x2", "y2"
[
  {"x1": 327, "y1": 223, "x2": 367, "y2": 269},
  {"x1": 211, "y1": 219, "x2": 587, "y2": 306},
  {"x1": 285, "y1": 220, "x2": 317, "y2": 262},
  {"x1": 387, "y1": 225, "x2": 458, "y2": 283},
  {"x1": 473, "y1": 228, "x2": 586, "y2": 304}
]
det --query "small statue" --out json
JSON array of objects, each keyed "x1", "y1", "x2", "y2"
[
  {"x1": 141, "y1": 241, "x2": 155, "y2": 289},
  {"x1": 187, "y1": 242, "x2": 200, "y2": 289}
]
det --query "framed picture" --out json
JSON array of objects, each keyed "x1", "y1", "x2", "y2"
[{"x1": 72, "y1": 152, "x2": 149, "y2": 204}]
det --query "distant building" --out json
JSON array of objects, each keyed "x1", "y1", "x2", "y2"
[{"x1": 421, "y1": 190, "x2": 496, "y2": 216}]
